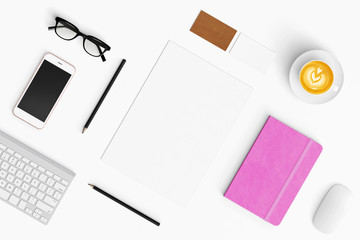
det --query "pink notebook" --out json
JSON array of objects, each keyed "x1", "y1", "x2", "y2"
[{"x1": 224, "y1": 116, "x2": 322, "y2": 225}]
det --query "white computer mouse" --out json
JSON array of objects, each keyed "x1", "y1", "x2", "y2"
[{"x1": 313, "y1": 184, "x2": 353, "y2": 234}]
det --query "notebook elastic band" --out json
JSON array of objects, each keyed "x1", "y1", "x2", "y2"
[{"x1": 264, "y1": 139, "x2": 313, "y2": 221}]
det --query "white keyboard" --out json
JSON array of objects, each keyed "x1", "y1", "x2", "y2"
[{"x1": 0, "y1": 130, "x2": 75, "y2": 224}]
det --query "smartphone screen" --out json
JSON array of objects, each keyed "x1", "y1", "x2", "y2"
[{"x1": 17, "y1": 60, "x2": 71, "y2": 122}]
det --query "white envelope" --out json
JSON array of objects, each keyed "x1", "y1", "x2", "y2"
[{"x1": 230, "y1": 33, "x2": 276, "y2": 73}]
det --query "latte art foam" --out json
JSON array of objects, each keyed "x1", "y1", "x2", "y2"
[{"x1": 300, "y1": 61, "x2": 334, "y2": 95}]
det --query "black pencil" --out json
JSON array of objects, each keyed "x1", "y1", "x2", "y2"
[
  {"x1": 82, "y1": 59, "x2": 126, "y2": 133},
  {"x1": 88, "y1": 184, "x2": 160, "y2": 226}
]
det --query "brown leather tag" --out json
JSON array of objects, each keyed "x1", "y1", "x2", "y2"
[{"x1": 190, "y1": 11, "x2": 237, "y2": 51}]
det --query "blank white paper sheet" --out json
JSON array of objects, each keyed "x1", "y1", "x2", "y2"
[{"x1": 102, "y1": 41, "x2": 252, "y2": 206}]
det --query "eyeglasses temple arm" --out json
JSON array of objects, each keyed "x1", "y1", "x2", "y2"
[
  {"x1": 97, "y1": 45, "x2": 106, "y2": 62},
  {"x1": 48, "y1": 26, "x2": 68, "y2": 31}
]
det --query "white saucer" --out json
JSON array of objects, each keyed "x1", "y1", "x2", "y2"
[{"x1": 289, "y1": 50, "x2": 343, "y2": 104}]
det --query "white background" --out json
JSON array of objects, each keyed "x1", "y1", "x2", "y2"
[{"x1": 0, "y1": 0, "x2": 359, "y2": 239}]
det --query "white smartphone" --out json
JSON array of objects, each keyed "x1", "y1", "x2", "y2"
[{"x1": 13, "y1": 53, "x2": 75, "y2": 129}]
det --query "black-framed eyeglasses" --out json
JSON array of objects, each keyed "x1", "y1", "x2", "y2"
[{"x1": 48, "y1": 17, "x2": 111, "y2": 62}]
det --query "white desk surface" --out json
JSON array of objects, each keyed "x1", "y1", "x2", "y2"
[{"x1": 0, "y1": 0, "x2": 359, "y2": 239}]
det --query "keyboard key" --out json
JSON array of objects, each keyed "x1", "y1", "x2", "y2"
[
  {"x1": 36, "y1": 201, "x2": 54, "y2": 214},
  {"x1": 29, "y1": 196, "x2": 37, "y2": 205},
  {"x1": 16, "y1": 170, "x2": 25, "y2": 179},
  {"x1": 31, "y1": 169, "x2": 40, "y2": 178},
  {"x1": 6, "y1": 183, "x2": 15, "y2": 192},
  {"x1": 0, "y1": 179, "x2": 6, "y2": 187},
  {"x1": 1, "y1": 162, "x2": 9, "y2": 170},
  {"x1": 24, "y1": 174, "x2": 32, "y2": 183},
  {"x1": 61, "y1": 179, "x2": 69, "y2": 186},
  {"x1": 46, "y1": 188, "x2": 55, "y2": 196},
  {"x1": 0, "y1": 188, "x2": 10, "y2": 200},
  {"x1": 54, "y1": 182, "x2": 66, "y2": 193},
  {"x1": 40, "y1": 216, "x2": 48, "y2": 223},
  {"x1": 29, "y1": 187, "x2": 37, "y2": 196},
  {"x1": 24, "y1": 165, "x2": 32, "y2": 174},
  {"x1": 54, "y1": 175, "x2": 61, "y2": 182},
  {"x1": 14, "y1": 153, "x2": 22, "y2": 159},
  {"x1": 35, "y1": 209, "x2": 42, "y2": 215},
  {"x1": 45, "y1": 170, "x2": 53, "y2": 177},
  {"x1": 1, "y1": 152, "x2": 10, "y2": 161},
  {"x1": 14, "y1": 188, "x2": 22, "y2": 196},
  {"x1": 9, "y1": 166, "x2": 17, "y2": 175},
  {"x1": 38, "y1": 166, "x2": 45, "y2": 172},
  {"x1": 44, "y1": 196, "x2": 58, "y2": 207},
  {"x1": 0, "y1": 169, "x2": 7, "y2": 178},
  {"x1": 9, "y1": 195, "x2": 20, "y2": 206},
  {"x1": 22, "y1": 157, "x2": 30, "y2": 164},
  {"x1": 30, "y1": 162, "x2": 38, "y2": 168},
  {"x1": 39, "y1": 183, "x2": 47, "y2": 192},
  {"x1": 39, "y1": 174, "x2": 47, "y2": 182},
  {"x1": 21, "y1": 192, "x2": 30, "y2": 201},
  {"x1": 6, "y1": 174, "x2": 15, "y2": 183},
  {"x1": 54, "y1": 191, "x2": 62, "y2": 200},
  {"x1": 16, "y1": 161, "x2": 25, "y2": 169},
  {"x1": 18, "y1": 200, "x2": 27, "y2": 210},
  {"x1": 9, "y1": 157, "x2": 18, "y2": 165},
  {"x1": 25, "y1": 208, "x2": 33, "y2": 214},
  {"x1": 6, "y1": 148, "x2": 15, "y2": 155},
  {"x1": 21, "y1": 183, "x2": 30, "y2": 192},
  {"x1": 36, "y1": 191, "x2": 45, "y2": 200},
  {"x1": 14, "y1": 178, "x2": 22, "y2": 187},
  {"x1": 46, "y1": 178, "x2": 55, "y2": 187},
  {"x1": 31, "y1": 179, "x2": 40, "y2": 187}
]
